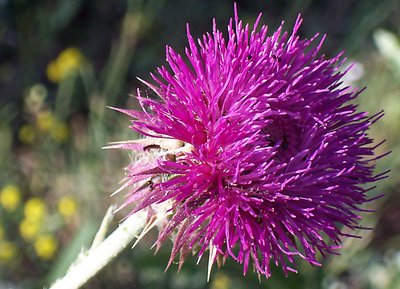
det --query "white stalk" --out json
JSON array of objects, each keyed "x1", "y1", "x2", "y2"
[{"x1": 49, "y1": 210, "x2": 147, "y2": 289}]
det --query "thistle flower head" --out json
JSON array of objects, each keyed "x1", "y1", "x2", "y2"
[{"x1": 110, "y1": 7, "x2": 385, "y2": 278}]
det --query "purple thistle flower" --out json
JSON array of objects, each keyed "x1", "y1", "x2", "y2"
[{"x1": 110, "y1": 6, "x2": 386, "y2": 278}]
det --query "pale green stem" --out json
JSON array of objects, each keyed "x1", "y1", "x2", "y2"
[{"x1": 48, "y1": 210, "x2": 147, "y2": 289}]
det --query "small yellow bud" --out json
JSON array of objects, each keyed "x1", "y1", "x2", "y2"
[
  {"x1": 0, "y1": 185, "x2": 21, "y2": 211},
  {"x1": 18, "y1": 124, "x2": 36, "y2": 144},
  {"x1": 34, "y1": 235, "x2": 57, "y2": 260},
  {"x1": 46, "y1": 60, "x2": 61, "y2": 83},
  {"x1": 0, "y1": 241, "x2": 17, "y2": 263},
  {"x1": 36, "y1": 111, "x2": 56, "y2": 133},
  {"x1": 46, "y1": 47, "x2": 84, "y2": 83},
  {"x1": 24, "y1": 198, "x2": 46, "y2": 221},
  {"x1": 19, "y1": 218, "x2": 41, "y2": 241},
  {"x1": 211, "y1": 273, "x2": 231, "y2": 289},
  {"x1": 57, "y1": 196, "x2": 78, "y2": 220},
  {"x1": 49, "y1": 120, "x2": 70, "y2": 143}
]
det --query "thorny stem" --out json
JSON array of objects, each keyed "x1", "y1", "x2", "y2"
[
  {"x1": 48, "y1": 210, "x2": 147, "y2": 289},
  {"x1": 50, "y1": 138, "x2": 193, "y2": 289}
]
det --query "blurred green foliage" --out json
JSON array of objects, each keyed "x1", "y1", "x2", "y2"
[{"x1": 1, "y1": 0, "x2": 400, "y2": 288}]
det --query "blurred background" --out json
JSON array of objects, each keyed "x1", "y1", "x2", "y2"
[{"x1": 0, "y1": 0, "x2": 400, "y2": 288}]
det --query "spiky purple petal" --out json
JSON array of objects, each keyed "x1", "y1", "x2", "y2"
[{"x1": 114, "y1": 8, "x2": 385, "y2": 278}]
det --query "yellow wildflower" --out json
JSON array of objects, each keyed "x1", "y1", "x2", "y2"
[
  {"x1": 46, "y1": 47, "x2": 84, "y2": 83},
  {"x1": 46, "y1": 60, "x2": 60, "y2": 83},
  {"x1": 57, "y1": 196, "x2": 77, "y2": 220},
  {"x1": 24, "y1": 198, "x2": 46, "y2": 221},
  {"x1": 211, "y1": 273, "x2": 231, "y2": 289},
  {"x1": 0, "y1": 241, "x2": 17, "y2": 263},
  {"x1": 34, "y1": 235, "x2": 57, "y2": 260},
  {"x1": 36, "y1": 111, "x2": 56, "y2": 133},
  {"x1": 49, "y1": 120, "x2": 69, "y2": 143},
  {"x1": 19, "y1": 218, "x2": 41, "y2": 241},
  {"x1": 18, "y1": 124, "x2": 36, "y2": 144},
  {"x1": 0, "y1": 184, "x2": 21, "y2": 211}
]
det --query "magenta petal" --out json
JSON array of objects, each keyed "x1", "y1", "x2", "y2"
[{"x1": 113, "y1": 7, "x2": 386, "y2": 279}]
